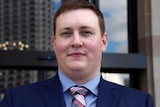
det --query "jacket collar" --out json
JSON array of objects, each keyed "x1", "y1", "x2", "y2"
[
  {"x1": 38, "y1": 74, "x2": 120, "y2": 107},
  {"x1": 39, "y1": 74, "x2": 66, "y2": 107},
  {"x1": 96, "y1": 76, "x2": 120, "y2": 107}
]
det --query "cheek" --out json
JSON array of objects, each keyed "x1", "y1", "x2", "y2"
[
  {"x1": 85, "y1": 39, "x2": 102, "y2": 52},
  {"x1": 54, "y1": 40, "x2": 69, "y2": 53},
  {"x1": 56, "y1": 44, "x2": 67, "y2": 53}
]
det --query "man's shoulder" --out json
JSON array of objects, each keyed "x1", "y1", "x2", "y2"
[
  {"x1": 7, "y1": 76, "x2": 57, "y2": 93},
  {"x1": 0, "y1": 76, "x2": 62, "y2": 107},
  {"x1": 97, "y1": 78, "x2": 154, "y2": 107},
  {"x1": 102, "y1": 79, "x2": 150, "y2": 97}
]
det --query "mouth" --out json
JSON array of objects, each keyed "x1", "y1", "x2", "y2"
[{"x1": 68, "y1": 52, "x2": 85, "y2": 57}]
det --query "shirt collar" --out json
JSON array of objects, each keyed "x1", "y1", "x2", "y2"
[{"x1": 58, "y1": 70, "x2": 100, "y2": 96}]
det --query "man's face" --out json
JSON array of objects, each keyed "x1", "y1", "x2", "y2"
[{"x1": 52, "y1": 9, "x2": 108, "y2": 84}]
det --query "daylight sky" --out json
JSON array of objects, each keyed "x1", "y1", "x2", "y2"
[
  {"x1": 100, "y1": 0, "x2": 128, "y2": 53},
  {"x1": 54, "y1": 0, "x2": 128, "y2": 53}
]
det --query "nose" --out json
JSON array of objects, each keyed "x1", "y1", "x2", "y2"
[{"x1": 71, "y1": 33, "x2": 83, "y2": 48}]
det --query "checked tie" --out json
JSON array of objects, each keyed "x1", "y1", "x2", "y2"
[{"x1": 70, "y1": 86, "x2": 88, "y2": 107}]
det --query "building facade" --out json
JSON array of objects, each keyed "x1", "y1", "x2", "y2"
[
  {"x1": 0, "y1": 0, "x2": 54, "y2": 51},
  {"x1": 137, "y1": 0, "x2": 160, "y2": 106},
  {"x1": 0, "y1": 0, "x2": 54, "y2": 97}
]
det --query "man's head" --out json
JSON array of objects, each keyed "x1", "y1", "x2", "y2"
[
  {"x1": 53, "y1": 0, "x2": 105, "y2": 36},
  {"x1": 52, "y1": 0, "x2": 108, "y2": 84}
]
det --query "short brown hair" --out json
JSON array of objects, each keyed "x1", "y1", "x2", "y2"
[{"x1": 53, "y1": 0, "x2": 105, "y2": 35}]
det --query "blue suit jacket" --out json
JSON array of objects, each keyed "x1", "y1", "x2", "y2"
[{"x1": 0, "y1": 74, "x2": 154, "y2": 107}]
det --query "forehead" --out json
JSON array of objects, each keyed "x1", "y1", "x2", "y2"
[{"x1": 56, "y1": 9, "x2": 99, "y2": 28}]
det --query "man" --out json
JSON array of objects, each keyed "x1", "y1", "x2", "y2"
[{"x1": 0, "y1": 0, "x2": 154, "y2": 107}]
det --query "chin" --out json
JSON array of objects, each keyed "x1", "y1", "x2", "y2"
[{"x1": 69, "y1": 66, "x2": 86, "y2": 72}]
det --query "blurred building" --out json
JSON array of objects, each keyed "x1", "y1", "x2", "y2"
[
  {"x1": 0, "y1": 0, "x2": 54, "y2": 51},
  {"x1": 0, "y1": 0, "x2": 54, "y2": 94}
]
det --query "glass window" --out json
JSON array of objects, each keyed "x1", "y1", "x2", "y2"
[
  {"x1": 102, "y1": 72, "x2": 130, "y2": 86},
  {"x1": 21, "y1": 2, "x2": 26, "y2": 6},
  {"x1": 100, "y1": 0, "x2": 128, "y2": 53},
  {"x1": 99, "y1": 0, "x2": 130, "y2": 87},
  {"x1": 29, "y1": 1, "x2": 35, "y2": 5}
]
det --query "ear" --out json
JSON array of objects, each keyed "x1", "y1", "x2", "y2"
[
  {"x1": 102, "y1": 33, "x2": 108, "y2": 52},
  {"x1": 51, "y1": 35, "x2": 56, "y2": 50}
]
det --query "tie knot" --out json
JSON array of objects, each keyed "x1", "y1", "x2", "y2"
[{"x1": 70, "y1": 86, "x2": 88, "y2": 97}]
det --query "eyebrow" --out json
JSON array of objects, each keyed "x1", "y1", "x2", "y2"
[
  {"x1": 58, "y1": 27, "x2": 72, "y2": 33},
  {"x1": 61, "y1": 27, "x2": 72, "y2": 30},
  {"x1": 80, "y1": 26, "x2": 92, "y2": 29},
  {"x1": 80, "y1": 26, "x2": 94, "y2": 32},
  {"x1": 60, "y1": 26, "x2": 92, "y2": 31}
]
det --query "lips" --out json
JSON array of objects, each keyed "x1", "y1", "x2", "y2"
[{"x1": 68, "y1": 52, "x2": 85, "y2": 57}]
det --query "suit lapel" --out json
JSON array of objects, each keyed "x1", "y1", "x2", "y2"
[
  {"x1": 39, "y1": 74, "x2": 66, "y2": 107},
  {"x1": 37, "y1": 74, "x2": 121, "y2": 107},
  {"x1": 96, "y1": 77, "x2": 120, "y2": 107}
]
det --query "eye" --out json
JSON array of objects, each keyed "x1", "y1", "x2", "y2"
[
  {"x1": 81, "y1": 31, "x2": 92, "y2": 36},
  {"x1": 61, "y1": 31, "x2": 72, "y2": 37}
]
